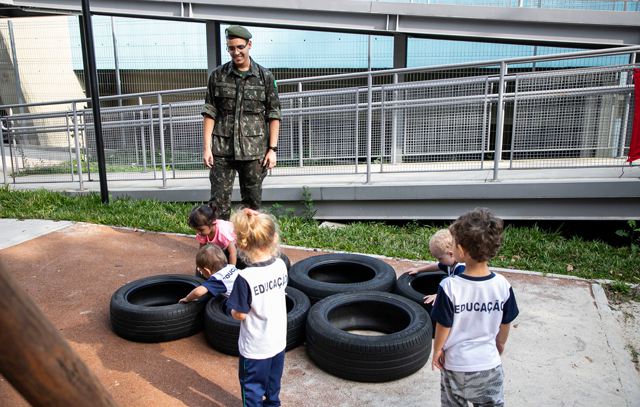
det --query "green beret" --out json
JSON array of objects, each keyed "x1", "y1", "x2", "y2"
[{"x1": 225, "y1": 25, "x2": 252, "y2": 40}]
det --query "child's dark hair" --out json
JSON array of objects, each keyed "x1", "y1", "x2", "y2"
[
  {"x1": 188, "y1": 203, "x2": 219, "y2": 229},
  {"x1": 449, "y1": 207, "x2": 504, "y2": 262},
  {"x1": 196, "y1": 244, "x2": 227, "y2": 272}
]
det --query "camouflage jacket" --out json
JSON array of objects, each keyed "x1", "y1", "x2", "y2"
[{"x1": 202, "y1": 59, "x2": 281, "y2": 160}]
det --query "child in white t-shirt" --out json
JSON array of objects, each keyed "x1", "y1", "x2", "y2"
[
  {"x1": 179, "y1": 244, "x2": 239, "y2": 303},
  {"x1": 226, "y1": 208, "x2": 288, "y2": 407},
  {"x1": 431, "y1": 208, "x2": 519, "y2": 406},
  {"x1": 405, "y1": 229, "x2": 465, "y2": 305}
]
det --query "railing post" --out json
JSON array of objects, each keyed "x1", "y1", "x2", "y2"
[
  {"x1": 619, "y1": 53, "x2": 636, "y2": 157},
  {"x1": 157, "y1": 94, "x2": 167, "y2": 188},
  {"x1": 493, "y1": 61, "x2": 507, "y2": 181},
  {"x1": 380, "y1": 85, "x2": 386, "y2": 172},
  {"x1": 355, "y1": 89, "x2": 360, "y2": 174},
  {"x1": 138, "y1": 97, "x2": 147, "y2": 172},
  {"x1": 9, "y1": 108, "x2": 21, "y2": 174},
  {"x1": 391, "y1": 73, "x2": 399, "y2": 165},
  {"x1": 480, "y1": 78, "x2": 489, "y2": 169},
  {"x1": 0, "y1": 114, "x2": 7, "y2": 186},
  {"x1": 149, "y1": 105, "x2": 157, "y2": 179},
  {"x1": 72, "y1": 102, "x2": 85, "y2": 190},
  {"x1": 169, "y1": 103, "x2": 176, "y2": 179},
  {"x1": 509, "y1": 75, "x2": 519, "y2": 168},
  {"x1": 65, "y1": 113, "x2": 74, "y2": 181},
  {"x1": 366, "y1": 72, "x2": 373, "y2": 183},
  {"x1": 297, "y1": 82, "x2": 303, "y2": 168}
]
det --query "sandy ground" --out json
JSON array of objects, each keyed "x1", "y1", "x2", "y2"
[
  {"x1": 609, "y1": 298, "x2": 640, "y2": 373},
  {"x1": 0, "y1": 221, "x2": 639, "y2": 406}
]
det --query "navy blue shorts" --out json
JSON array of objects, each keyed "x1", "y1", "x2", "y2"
[{"x1": 238, "y1": 350, "x2": 285, "y2": 407}]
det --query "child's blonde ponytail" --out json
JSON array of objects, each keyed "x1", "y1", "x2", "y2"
[{"x1": 231, "y1": 208, "x2": 280, "y2": 260}]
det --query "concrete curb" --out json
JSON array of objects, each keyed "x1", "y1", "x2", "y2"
[{"x1": 0, "y1": 219, "x2": 73, "y2": 250}]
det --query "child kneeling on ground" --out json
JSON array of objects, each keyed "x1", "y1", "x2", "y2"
[
  {"x1": 179, "y1": 244, "x2": 239, "y2": 303},
  {"x1": 405, "y1": 228, "x2": 466, "y2": 305},
  {"x1": 431, "y1": 208, "x2": 519, "y2": 407},
  {"x1": 226, "y1": 208, "x2": 288, "y2": 407}
]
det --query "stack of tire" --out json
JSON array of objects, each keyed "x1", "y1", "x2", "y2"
[
  {"x1": 288, "y1": 254, "x2": 434, "y2": 383},
  {"x1": 109, "y1": 253, "x2": 310, "y2": 354},
  {"x1": 109, "y1": 252, "x2": 437, "y2": 383}
]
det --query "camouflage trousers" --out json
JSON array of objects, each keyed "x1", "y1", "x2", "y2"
[
  {"x1": 209, "y1": 157, "x2": 268, "y2": 220},
  {"x1": 440, "y1": 365, "x2": 504, "y2": 407}
]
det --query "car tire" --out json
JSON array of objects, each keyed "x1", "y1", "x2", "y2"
[
  {"x1": 110, "y1": 274, "x2": 208, "y2": 343},
  {"x1": 288, "y1": 253, "x2": 396, "y2": 303},
  {"x1": 305, "y1": 291, "x2": 432, "y2": 382},
  {"x1": 394, "y1": 271, "x2": 447, "y2": 314},
  {"x1": 203, "y1": 286, "x2": 311, "y2": 356}
]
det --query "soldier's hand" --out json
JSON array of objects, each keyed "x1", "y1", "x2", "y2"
[
  {"x1": 263, "y1": 150, "x2": 277, "y2": 169},
  {"x1": 203, "y1": 149, "x2": 214, "y2": 168}
]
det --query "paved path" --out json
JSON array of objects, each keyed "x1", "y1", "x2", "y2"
[{"x1": 0, "y1": 219, "x2": 638, "y2": 406}]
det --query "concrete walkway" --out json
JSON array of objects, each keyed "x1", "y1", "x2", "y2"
[{"x1": 0, "y1": 219, "x2": 638, "y2": 406}]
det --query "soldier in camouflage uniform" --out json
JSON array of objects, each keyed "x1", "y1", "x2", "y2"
[{"x1": 202, "y1": 25, "x2": 281, "y2": 220}]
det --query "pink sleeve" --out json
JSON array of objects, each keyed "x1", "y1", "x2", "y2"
[
  {"x1": 214, "y1": 220, "x2": 236, "y2": 249},
  {"x1": 195, "y1": 234, "x2": 207, "y2": 245}
]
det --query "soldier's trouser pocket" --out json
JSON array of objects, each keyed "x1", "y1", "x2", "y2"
[{"x1": 237, "y1": 159, "x2": 267, "y2": 210}]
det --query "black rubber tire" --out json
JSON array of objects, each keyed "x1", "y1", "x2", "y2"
[
  {"x1": 110, "y1": 274, "x2": 208, "y2": 343},
  {"x1": 394, "y1": 271, "x2": 447, "y2": 314},
  {"x1": 203, "y1": 286, "x2": 311, "y2": 356},
  {"x1": 235, "y1": 252, "x2": 291, "y2": 271},
  {"x1": 288, "y1": 253, "x2": 397, "y2": 303},
  {"x1": 305, "y1": 291, "x2": 432, "y2": 382}
]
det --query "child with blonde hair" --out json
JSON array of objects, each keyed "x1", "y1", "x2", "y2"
[
  {"x1": 226, "y1": 208, "x2": 288, "y2": 407},
  {"x1": 405, "y1": 228, "x2": 466, "y2": 304}
]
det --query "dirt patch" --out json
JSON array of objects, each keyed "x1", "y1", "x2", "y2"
[{"x1": 605, "y1": 286, "x2": 640, "y2": 373}]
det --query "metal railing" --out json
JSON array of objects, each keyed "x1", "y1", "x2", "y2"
[
  {"x1": 370, "y1": 0, "x2": 640, "y2": 12},
  {"x1": 1, "y1": 45, "x2": 638, "y2": 188}
]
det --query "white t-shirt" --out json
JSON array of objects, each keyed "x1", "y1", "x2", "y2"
[
  {"x1": 226, "y1": 257, "x2": 288, "y2": 359},
  {"x1": 431, "y1": 272, "x2": 519, "y2": 372},
  {"x1": 201, "y1": 264, "x2": 238, "y2": 297}
]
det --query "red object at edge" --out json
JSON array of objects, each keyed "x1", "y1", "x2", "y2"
[{"x1": 627, "y1": 69, "x2": 640, "y2": 163}]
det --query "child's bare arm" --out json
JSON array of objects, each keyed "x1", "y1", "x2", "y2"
[
  {"x1": 432, "y1": 322, "x2": 451, "y2": 371},
  {"x1": 179, "y1": 286, "x2": 208, "y2": 303},
  {"x1": 231, "y1": 309, "x2": 247, "y2": 321},
  {"x1": 227, "y1": 242, "x2": 238, "y2": 265},
  {"x1": 406, "y1": 263, "x2": 440, "y2": 275},
  {"x1": 496, "y1": 323, "x2": 511, "y2": 355}
]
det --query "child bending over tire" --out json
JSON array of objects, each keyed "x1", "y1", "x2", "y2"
[
  {"x1": 179, "y1": 244, "x2": 239, "y2": 303},
  {"x1": 431, "y1": 208, "x2": 519, "y2": 407},
  {"x1": 405, "y1": 228, "x2": 466, "y2": 305}
]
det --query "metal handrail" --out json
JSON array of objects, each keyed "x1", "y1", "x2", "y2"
[
  {"x1": 2, "y1": 45, "x2": 638, "y2": 189},
  {"x1": 277, "y1": 45, "x2": 640, "y2": 85}
]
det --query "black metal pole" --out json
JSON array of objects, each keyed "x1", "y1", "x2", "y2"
[{"x1": 80, "y1": 0, "x2": 109, "y2": 203}]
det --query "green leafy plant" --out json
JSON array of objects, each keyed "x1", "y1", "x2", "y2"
[
  {"x1": 616, "y1": 220, "x2": 640, "y2": 255},
  {"x1": 301, "y1": 186, "x2": 316, "y2": 220}
]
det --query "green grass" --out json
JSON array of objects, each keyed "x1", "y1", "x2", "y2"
[{"x1": 1, "y1": 188, "x2": 638, "y2": 283}]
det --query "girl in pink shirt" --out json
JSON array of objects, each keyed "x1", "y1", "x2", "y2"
[{"x1": 188, "y1": 203, "x2": 238, "y2": 266}]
